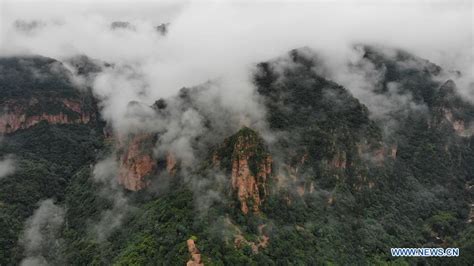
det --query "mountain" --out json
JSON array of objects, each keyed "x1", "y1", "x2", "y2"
[
  {"x1": 0, "y1": 56, "x2": 99, "y2": 134},
  {"x1": 0, "y1": 46, "x2": 473, "y2": 265},
  {"x1": 0, "y1": 56, "x2": 104, "y2": 264}
]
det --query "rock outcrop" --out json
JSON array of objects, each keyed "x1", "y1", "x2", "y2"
[
  {"x1": 117, "y1": 133, "x2": 157, "y2": 191},
  {"x1": 441, "y1": 107, "x2": 473, "y2": 137},
  {"x1": 0, "y1": 56, "x2": 98, "y2": 134},
  {"x1": 116, "y1": 133, "x2": 178, "y2": 191},
  {"x1": 226, "y1": 217, "x2": 269, "y2": 254},
  {"x1": 166, "y1": 152, "x2": 177, "y2": 176},
  {"x1": 431, "y1": 80, "x2": 474, "y2": 137},
  {"x1": 234, "y1": 224, "x2": 270, "y2": 254},
  {"x1": 213, "y1": 127, "x2": 272, "y2": 214},
  {"x1": 186, "y1": 239, "x2": 203, "y2": 266},
  {"x1": 0, "y1": 98, "x2": 94, "y2": 134}
]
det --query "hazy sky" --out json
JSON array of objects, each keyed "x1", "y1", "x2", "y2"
[{"x1": 1, "y1": 0, "x2": 471, "y2": 73}]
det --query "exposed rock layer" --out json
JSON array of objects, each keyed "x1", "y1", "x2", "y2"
[
  {"x1": 0, "y1": 98, "x2": 93, "y2": 134},
  {"x1": 117, "y1": 133, "x2": 156, "y2": 191},
  {"x1": 213, "y1": 127, "x2": 272, "y2": 214},
  {"x1": 116, "y1": 133, "x2": 177, "y2": 191}
]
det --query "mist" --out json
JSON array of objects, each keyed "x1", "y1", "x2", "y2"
[
  {"x1": 2, "y1": 0, "x2": 471, "y2": 202},
  {"x1": 1, "y1": 1, "x2": 472, "y2": 263},
  {"x1": 1, "y1": 0, "x2": 471, "y2": 107},
  {"x1": 91, "y1": 157, "x2": 133, "y2": 241},
  {"x1": 19, "y1": 199, "x2": 65, "y2": 266},
  {"x1": 0, "y1": 155, "x2": 15, "y2": 179}
]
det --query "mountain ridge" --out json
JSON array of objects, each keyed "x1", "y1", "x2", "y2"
[{"x1": 0, "y1": 46, "x2": 472, "y2": 265}]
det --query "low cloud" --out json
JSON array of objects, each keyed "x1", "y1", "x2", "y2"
[
  {"x1": 0, "y1": 155, "x2": 15, "y2": 179},
  {"x1": 1, "y1": 0, "x2": 471, "y2": 124},
  {"x1": 19, "y1": 199, "x2": 65, "y2": 266},
  {"x1": 91, "y1": 157, "x2": 133, "y2": 241},
  {"x1": 1, "y1": 0, "x2": 471, "y2": 234},
  {"x1": 321, "y1": 47, "x2": 432, "y2": 135}
]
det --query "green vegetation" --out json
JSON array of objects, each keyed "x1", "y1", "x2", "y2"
[
  {"x1": 0, "y1": 56, "x2": 79, "y2": 101},
  {"x1": 0, "y1": 123, "x2": 104, "y2": 265},
  {"x1": 1, "y1": 48, "x2": 472, "y2": 265}
]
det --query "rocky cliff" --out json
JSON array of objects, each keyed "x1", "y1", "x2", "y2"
[
  {"x1": 213, "y1": 127, "x2": 272, "y2": 214},
  {"x1": 431, "y1": 80, "x2": 474, "y2": 137},
  {"x1": 117, "y1": 133, "x2": 157, "y2": 191},
  {"x1": 254, "y1": 48, "x2": 385, "y2": 196},
  {"x1": 116, "y1": 133, "x2": 178, "y2": 191},
  {"x1": 0, "y1": 98, "x2": 94, "y2": 134},
  {"x1": 0, "y1": 56, "x2": 98, "y2": 134},
  {"x1": 2, "y1": 46, "x2": 474, "y2": 265}
]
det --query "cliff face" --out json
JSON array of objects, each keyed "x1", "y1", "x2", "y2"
[
  {"x1": 213, "y1": 127, "x2": 272, "y2": 214},
  {"x1": 0, "y1": 56, "x2": 98, "y2": 134},
  {"x1": 0, "y1": 98, "x2": 94, "y2": 134},
  {"x1": 429, "y1": 80, "x2": 474, "y2": 138},
  {"x1": 117, "y1": 133, "x2": 157, "y2": 191},
  {"x1": 116, "y1": 133, "x2": 178, "y2": 191},
  {"x1": 440, "y1": 107, "x2": 473, "y2": 137}
]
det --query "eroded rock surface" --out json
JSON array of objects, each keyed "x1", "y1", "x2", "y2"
[
  {"x1": 0, "y1": 98, "x2": 94, "y2": 134},
  {"x1": 186, "y1": 239, "x2": 203, "y2": 266},
  {"x1": 213, "y1": 127, "x2": 273, "y2": 214},
  {"x1": 117, "y1": 133, "x2": 157, "y2": 191}
]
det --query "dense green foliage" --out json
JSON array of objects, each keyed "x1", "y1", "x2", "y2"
[
  {"x1": 0, "y1": 123, "x2": 104, "y2": 265},
  {"x1": 1, "y1": 47, "x2": 473, "y2": 265},
  {"x1": 0, "y1": 56, "x2": 79, "y2": 101},
  {"x1": 251, "y1": 48, "x2": 473, "y2": 264}
]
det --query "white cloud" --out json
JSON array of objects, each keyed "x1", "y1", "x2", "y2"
[
  {"x1": 1, "y1": 0, "x2": 470, "y2": 96},
  {"x1": 0, "y1": 0, "x2": 471, "y2": 163},
  {"x1": 0, "y1": 156, "x2": 15, "y2": 179},
  {"x1": 19, "y1": 199, "x2": 65, "y2": 266}
]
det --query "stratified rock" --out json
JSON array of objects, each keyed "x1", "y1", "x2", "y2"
[
  {"x1": 117, "y1": 133, "x2": 157, "y2": 191},
  {"x1": 0, "y1": 98, "x2": 94, "y2": 134},
  {"x1": 0, "y1": 56, "x2": 98, "y2": 134},
  {"x1": 213, "y1": 127, "x2": 272, "y2": 214},
  {"x1": 116, "y1": 132, "x2": 178, "y2": 191}
]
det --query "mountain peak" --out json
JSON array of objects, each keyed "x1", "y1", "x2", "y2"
[{"x1": 213, "y1": 127, "x2": 272, "y2": 214}]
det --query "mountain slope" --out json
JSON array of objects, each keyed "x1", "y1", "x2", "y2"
[
  {"x1": 0, "y1": 46, "x2": 473, "y2": 265},
  {"x1": 0, "y1": 56, "x2": 104, "y2": 265}
]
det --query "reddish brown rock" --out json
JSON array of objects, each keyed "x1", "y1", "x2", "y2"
[
  {"x1": 213, "y1": 127, "x2": 273, "y2": 214},
  {"x1": 186, "y1": 239, "x2": 203, "y2": 266},
  {"x1": 117, "y1": 134, "x2": 156, "y2": 191},
  {"x1": 116, "y1": 133, "x2": 178, "y2": 191},
  {"x1": 231, "y1": 136, "x2": 272, "y2": 214},
  {"x1": 231, "y1": 153, "x2": 272, "y2": 214},
  {"x1": 166, "y1": 152, "x2": 177, "y2": 176},
  {"x1": 232, "y1": 222, "x2": 269, "y2": 254},
  {"x1": 0, "y1": 98, "x2": 93, "y2": 134},
  {"x1": 441, "y1": 107, "x2": 473, "y2": 137}
]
